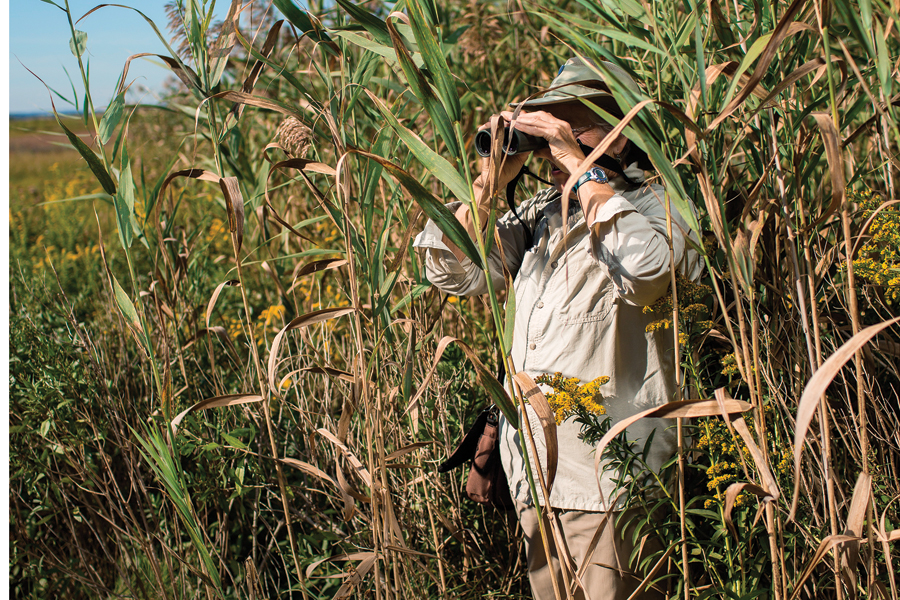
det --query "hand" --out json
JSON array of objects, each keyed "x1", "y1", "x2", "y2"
[{"x1": 498, "y1": 110, "x2": 591, "y2": 176}]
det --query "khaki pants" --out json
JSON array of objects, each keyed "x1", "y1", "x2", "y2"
[{"x1": 516, "y1": 501, "x2": 667, "y2": 600}]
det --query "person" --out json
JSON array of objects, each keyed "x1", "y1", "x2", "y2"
[{"x1": 414, "y1": 57, "x2": 703, "y2": 599}]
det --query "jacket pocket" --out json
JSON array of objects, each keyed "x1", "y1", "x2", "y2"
[{"x1": 554, "y1": 274, "x2": 616, "y2": 324}]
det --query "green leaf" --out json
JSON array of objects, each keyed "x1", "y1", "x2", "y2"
[
  {"x1": 386, "y1": 16, "x2": 460, "y2": 159},
  {"x1": 503, "y1": 282, "x2": 516, "y2": 351},
  {"x1": 69, "y1": 30, "x2": 88, "y2": 58},
  {"x1": 859, "y1": 0, "x2": 873, "y2": 34},
  {"x1": 391, "y1": 283, "x2": 431, "y2": 313},
  {"x1": 331, "y1": 31, "x2": 425, "y2": 68},
  {"x1": 39, "y1": 0, "x2": 65, "y2": 9},
  {"x1": 596, "y1": 27, "x2": 663, "y2": 55},
  {"x1": 334, "y1": 0, "x2": 391, "y2": 46},
  {"x1": 272, "y1": 0, "x2": 333, "y2": 47},
  {"x1": 353, "y1": 150, "x2": 482, "y2": 268},
  {"x1": 40, "y1": 419, "x2": 52, "y2": 438},
  {"x1": 406, "y1": 0, "x2": 461, "y2": 122},
  {"x1": 875, "y1": 21, "x2": 892, "y2": 99},
  {"x1": 222, "y1": 432, "x2": 248, "y2": 449},
  {"x1": 365, "y1": 90, "x2": 469, "y2": 202},
  {"x1": 720, "y1": 32, "x2": 772, "y2": 109},
  {"x1": 53, "y1": 112, "x2": 116, "y2": 196},
  {"x1": 98, "y1": 92, "x2": 125, "y2": 145},
  {"x1": 115, "y1": 144, "x2": 135, "y2": 249},
  {"x1": 111, "y1": 271, "x2": 144, "y2": 340}
]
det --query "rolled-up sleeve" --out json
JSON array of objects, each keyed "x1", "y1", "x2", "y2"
[
  {"x1": 588, "y1": 185, "x2": 699, "y2": 307},
  {"x1": 413, "y1": 201, "x2": 529, "y2": 297}
]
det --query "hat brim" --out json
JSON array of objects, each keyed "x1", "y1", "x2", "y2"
[{"x1": 509, "y1": 91, "x2": 624, "y2": 117}]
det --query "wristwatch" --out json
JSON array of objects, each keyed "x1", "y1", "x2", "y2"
[{"x1": 572, "y1": 167, "x2": 609, "y2": 193}]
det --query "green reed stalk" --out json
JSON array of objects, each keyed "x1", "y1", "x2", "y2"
[
  {"x1": 63, "y1": 0, "x2": 165, "y2": 410},
  {"x1": 452, "y1": 119, "x2": 569, "y2": 599}
]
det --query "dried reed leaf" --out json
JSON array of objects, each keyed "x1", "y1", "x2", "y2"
[
  {"x1": 384, "y1": 442, "x2": 436, "y2": 462},
  {"x1": 155, "y1": 168, "x2": 220, "y2": 221},
  {"x1": 119, "y1": 52, "x2": 203, "y2": 93},
  {"x1": 263, "y1": 158, "x2": 336, "y2": 245},
  {"x1": 267, "y1": 307, "x2": 355, "y2": 394},
  {"x1": 724, "y1": 482, "x2": 773, "y2": 539},
  {"x1": 593, "y1": 399, "x2": 751, "y2": 510},
  {"x1": 207, "y1": 0, "x2": 238, "y2": 87},
  {"x1": 279, "y1": 457, "x2": 339, "y2": 490},
  {"x1": 561, "y1": 99, "x2": 656, "y2": 227},
  {"x1": 790, "y1": 316, "x2": 900, "y2": 519},
  {"x1": 317, "y1": 428, "x2": 373, "y2": 488},
  {"x1": 291, "y1": 258, "x2": 348, "y2": 282},
  {"x1": 206, "y1": 279, "x2": 240, "y2": 328},
  {"x1": 841, "y1": 472, "x2": 872, "y2": 587},
  {"x1": 332, "y1": 553, "x2": 378, "y2": 599},
  {"x1": 219, "y1": 176, "x2": 245, "y2": 253},
  {"x1": 224, "y1": 19, "x2": 282, "y2": 128},
  {"x1": 306, "y1": 552, "x2": 376, "y2": 579},
  {"x1": 383, "y1": 545, "x2": 437, "y2": 559},
  {"x1": 808, "y1": 113, "x2": 845, "y2": 228},
  {"x1": 578, "y1": 512, "x2": 611, "y2": 582},
  {"x1": 334, "y1": 465, "x2": 358, "y2": 521},
  {"x1": 213, "y1": 90, "x2": 310, "y2": 122},
  {"x1": 698, "y1": 169, "x2": 727, "y2": 249},
  {"x1": 732, "y1": 417, "x2": 780, "y2": 498},
  {"x1": 513, "y1": 371, "x2": 558, "y2": 493},
  {"x1": 878, "y1": 496, "x2": 900, "y2": 543},
  {"x1": 170, "y1": 394, "x2": 264, "y2": 435},
  {"x1": 78, "y1": 4, "x2": 200, "y2": 90},
  {"x1": 788, "y1": 535, "x2": 862, "y2": 600}
]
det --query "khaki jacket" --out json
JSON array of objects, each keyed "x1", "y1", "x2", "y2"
[{"x1": 414, "y1": 173, "x2": 703, "y2": 511}]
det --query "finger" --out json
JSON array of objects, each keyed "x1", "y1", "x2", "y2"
[{"x1": 532, "y1": 148, "x2": 555, "y2": 162}]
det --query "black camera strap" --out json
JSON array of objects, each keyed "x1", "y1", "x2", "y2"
[{"x1": 505, "y1": 164, "x2": 553, "y2": 241}]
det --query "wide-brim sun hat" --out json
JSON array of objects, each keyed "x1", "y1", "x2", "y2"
[{"x1": 510, "y1": 57, "x2": 642, "y2": 118}]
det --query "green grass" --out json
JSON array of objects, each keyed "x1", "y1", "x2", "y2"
[{"x1": 9, "y1": 0, "x2": 900, "y2": 598}]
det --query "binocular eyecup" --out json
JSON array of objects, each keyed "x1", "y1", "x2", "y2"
[{"x1": 474, "y1": 127, "x2": 548, "y2": 157}]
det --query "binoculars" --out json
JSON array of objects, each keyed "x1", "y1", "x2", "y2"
[{"x1": 474, "y1": 127, "x2": 548, "y2": 157}]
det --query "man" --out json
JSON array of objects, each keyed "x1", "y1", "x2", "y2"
[{"x1": 414, "y1": 57, "x2": 702, "y2": 599}]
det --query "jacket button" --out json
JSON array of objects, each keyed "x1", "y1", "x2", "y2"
[
  {"x1": 550, "y1": 261, "x2": 558, "y2": 269},
  {"x1": 537, "y1": 301, "x2": 544, "y2": 309},
  {"x1": 529, "y1": 343, "x2": 536, "y2": 350}
]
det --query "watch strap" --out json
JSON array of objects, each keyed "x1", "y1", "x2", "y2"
[{"x1": 572, "y1": 167, "x2": 608, "y2": 192}]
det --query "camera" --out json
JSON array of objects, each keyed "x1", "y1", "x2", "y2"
[{"x1": 474, "y1": 126, "x2": 548, "y2": 157}]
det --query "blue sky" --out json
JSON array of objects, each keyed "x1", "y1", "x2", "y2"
[{"x1": 9, "y1": 1, "x2": 232, "y2": 114}]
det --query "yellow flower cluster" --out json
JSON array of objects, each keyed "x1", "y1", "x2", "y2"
[
  {"x1": 34, "y1": 242, "x2": 100, "y2": 271},
  {"x1": 721, "y1": 352, "x2": 740, "y2": 376},
  {"x1": 259, "y1": 304, "x2": 287, "y2": 329},
  {"x1": 848, "y1": 190, "x2": 900, "y2": 305},
  {"x1": 534, "y1": 372, "x2": 610, "y2": 425},
  {"x1": 643, "y1": 273, "x2": 715, "y2": 342},
  {"x1": 203, "y1": 217, "x2": 231, "y2": 254},
  {"x1": 698, "y1": 404, "x2": 791, "y2": 509}
]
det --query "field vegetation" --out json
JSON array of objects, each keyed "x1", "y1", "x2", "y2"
[{"x1": 9, "y1": 0, "x2": 900, "y2": 598}]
